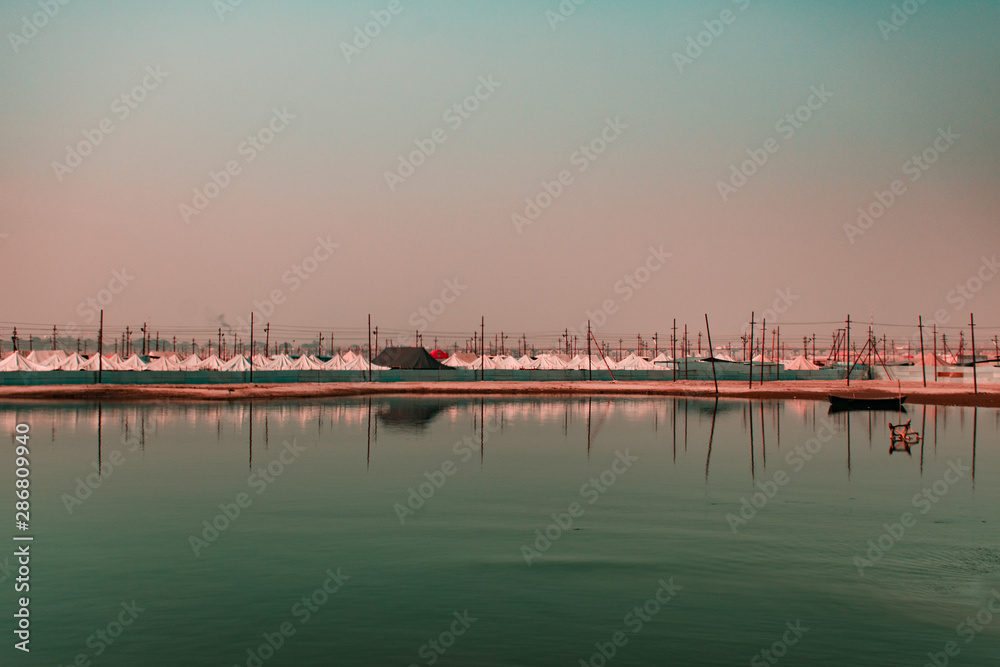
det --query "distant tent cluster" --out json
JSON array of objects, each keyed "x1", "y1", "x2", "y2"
[{"x1": 0, "y1": 350, "x2": 389, "y2": 372}]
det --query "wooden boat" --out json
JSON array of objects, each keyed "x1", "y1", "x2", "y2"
[{"x1": 828, "y1": 394, "x2": 907, "y2": 411}]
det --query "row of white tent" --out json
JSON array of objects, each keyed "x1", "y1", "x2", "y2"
[
  {"x1": 0, "y1": 350, "x2": 388, "y2": 372},
  {"x1": 2, "y1": 349, "x2": 934, "y2": 373}
]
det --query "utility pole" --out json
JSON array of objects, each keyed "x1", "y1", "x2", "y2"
[
  {"x1": 481, "y1": 317, "x2": 485, "y2": 381},
  {"x1": 98, "y1": 311, "x2": 103, "y2": 383},
  {"x1": 52, "y1": 325, "x2": 57, "y2": 350}
]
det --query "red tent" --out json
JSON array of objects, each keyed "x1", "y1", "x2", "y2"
[{"x1": 429, "y1": 349, "x2": 449, "y2": 360}]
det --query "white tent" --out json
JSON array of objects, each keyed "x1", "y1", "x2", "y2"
[
  {"x1": 467, "y1": 355, "x2": 500, "y2": 370},
  {"x1": 221, "y1": 355, "x2": 251, "y2": 371},
  {"x1": 118, "y1": 354, "x2": 148, "y2": 371},
  {"x1": 56, "y1": 352, "x2": 89, "y2": 371},
  {"x1": 616, "y1": 353, "x2": 657, "y2": 370},
  {"x1": 262, "y1": 354, "x2": 294, "y2": 370},
  {"x1": 0, "y1": 353, "x2": 50, "y2": 372},
  {"x1": 146, "y1": 355, "x2": 182, "y2": 371},
  {"x1": 320, "y1": 355, "x2": 344, "y2": 370},
  {"x1": 493, "y1": 355, "x2": 522, "y2": 369},
  {"x1": 533, "y1": 354, "x2": 567, "y2": 370},
  {"x1": 783, "y1": 355, "x2": 820, "y2": 371},
  {"x1": 289, "y1": 355, "x2": 324, "y2": 371},
  {"x1": 198, "y1": 355, "x2": 225, "y2": 371}
]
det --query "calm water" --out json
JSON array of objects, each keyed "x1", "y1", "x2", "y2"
[{"x1": 1, "y1": 397, "x2": 998, "y2": 666}]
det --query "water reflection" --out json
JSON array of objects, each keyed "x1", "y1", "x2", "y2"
[{"x1": 2, "y1": 397, "x2": 993, "y2": 485}]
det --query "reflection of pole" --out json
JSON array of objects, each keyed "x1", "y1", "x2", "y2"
[{"x1": 705, "y1": 398, "x2": 718, "y2": 482}]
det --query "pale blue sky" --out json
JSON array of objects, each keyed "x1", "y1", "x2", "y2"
[{"x1": 2, "y1": 0, "x2": 998, "y2": 349}]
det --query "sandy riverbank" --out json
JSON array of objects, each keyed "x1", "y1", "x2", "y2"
[{"x1": 1, "y1": 380, "x2": 998, "y2": 407}]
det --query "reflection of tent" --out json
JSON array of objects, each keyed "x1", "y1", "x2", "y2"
[
  {"x1": 377, "y1": 398, "x2": 449, "y2": 431},
  {"x1": 372, "y1": 347, "x2": 452, "y2": 370},
  {"x1": 784, "y1": 355, "x2": 819, "y2": 371}
]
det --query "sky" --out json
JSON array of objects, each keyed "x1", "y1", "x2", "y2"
[{"x1": 2, "y1": 0, "x2": 998, "y2": 352}]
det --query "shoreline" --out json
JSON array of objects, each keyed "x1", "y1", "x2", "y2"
[{"x1": 0, "y1": 380, "x2": 998, "y2": 407}]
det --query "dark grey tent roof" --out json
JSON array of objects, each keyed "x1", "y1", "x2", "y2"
[{"x1": 372, "y1": 347, "x2": 453, "y2": 370}]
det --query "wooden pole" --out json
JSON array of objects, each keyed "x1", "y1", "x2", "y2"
[
  {"x1": 672, "y1": 319, "x2": 677, "y2": 382},
  {"x1": 846, "y1": 315, "x2": 851, "y2": 386},
  {"x1": 918, "y1": 316, "x2": 926, "y2": 387},
  {"x1": 481, "y1": 316, "x2": 485, "y2": 382},
  {"x1": 368, "y1": 314, "x2": 372, "y2": 382},
  {"x1": 932, "y1": 324, "x2": 937, "y2": 383},
  {"x1": 98, "y1": 310, "x2": 103, "y2": 384},
  {"x1": 759, "y1": 317, "x2": 766, "y2": 386},
  {"x1": 587, "y1": 320, "x2": 592, "y2": 380},
  {"x1": 591, "y1": 329, "x2": 616, "y2": 381},
  {"x1": 249, "y1": 312, "x2": 254, "y2": 383},
  {"x1": 748, "y1": 312, "x2": 755, "y2": 389},
  {"x1": 970, "y1": 313, "x2": 978, "y2": 394},
  {"x1": 705, "y1": 314, "x2": 718, "y2": 395},
  {"x1": 776, "y1": 326, "x2": 780, "y2": 381}
]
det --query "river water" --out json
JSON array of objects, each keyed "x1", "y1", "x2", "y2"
[{"x1": 1, "y1": 397, "x2": 998, "y2": 666}]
